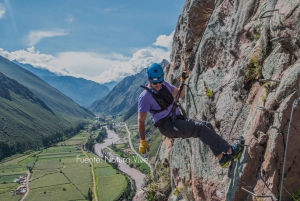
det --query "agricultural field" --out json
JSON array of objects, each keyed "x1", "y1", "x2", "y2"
[
  {"x1": 86, "y1": 153, "x2": 127, "y2": 200},
  {"x1": 61, "y1": 163, "x2": 92, "y2": 196},
  {"x1": 0, "y1": 153, "x2": 31, "y2": 201},
  {"x1": 0, "y1": 124, "x2": 130, "y2": 201},
  {"x1": 86, "y1": 153, "x2": 110, "y2": 169},
  {"x1": 25, "y1": 183, "x2": 86, "y2": 201},
  {"x1": 0, "y1": 191, "x2": 23, "y2": 201},
  {"x1": 1, "y1": 153, "x2": 38, "y2": 173},
  {"x1": 111, "y1": 142, "x2": 150, "y2": 174},
  {"x1": 59, "y1": 131, "x2": 90, "y2": 146},
  {"x1": 28, "y1": 133, "x2": 92, "y2": 201},
  {"x1": 0, "y1": 131, "x2": 92, "y2": 201}
]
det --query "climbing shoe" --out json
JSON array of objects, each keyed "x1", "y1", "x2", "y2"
[
  {"x1": 218, "y1": 154, "x2": 233, "y2": 168},
  {"x1": 230, "y1": 141, "x2": 244, "y2": 160}
]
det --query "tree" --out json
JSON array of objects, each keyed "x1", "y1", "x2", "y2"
[
  {"x1": 96, "y1": 129, "x2": 108, "y2": 143},
  {"x1": 85, "y1": 139, "x2": 96, "y2": 152},
  {"x1": 88, "y1": 188, "x2": 93, "y2": 201}
]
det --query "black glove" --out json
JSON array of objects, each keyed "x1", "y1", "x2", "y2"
[{"x1": 180, "y1": 71, "x2": 190, "y2": 82}]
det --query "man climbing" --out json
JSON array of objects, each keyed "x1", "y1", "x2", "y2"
[{"x1": 138, "y1": 63, "x2": 243, "y2": 168}]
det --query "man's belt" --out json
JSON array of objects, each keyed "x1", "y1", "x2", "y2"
[{"x1": 154, "y1": 114, "x2": 185, "y2": 128}]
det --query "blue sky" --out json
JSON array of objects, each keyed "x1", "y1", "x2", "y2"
[{"x1": 0, "y1": 0, "x2": 185, "y2": 83}]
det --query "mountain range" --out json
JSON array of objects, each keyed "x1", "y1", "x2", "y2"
[
  {"x1": 0, "y1": 71, "x2": 71, "y2": 158},
  {"x1": 0, "y1": 56, "x2": 93, "y2": 118},
  {"x1": 14, "y1": 61, "x2": 111, "y2": 107},
  {"x1": 0, "y1": 56, "x2": 169, "y2": 160},
  {"x1": 0, "y1": 56, "x2": 96, "y2": 159},
  {"x1": 89, "y1": 59, "x2": 169, "y2": 116}
]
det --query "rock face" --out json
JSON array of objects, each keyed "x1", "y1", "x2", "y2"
[{"x1": 154, "y1": 0, "x2": 300, "y2": 200}]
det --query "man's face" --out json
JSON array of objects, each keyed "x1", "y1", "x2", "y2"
[{"x1": 150, "y1": 80, "x2": 163, "y2": 90}]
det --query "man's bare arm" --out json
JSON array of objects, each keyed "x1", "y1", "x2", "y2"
[
  {"x1": 172, "y1": 70, "x2": 190, "y2": 99},
  {"x1": 172, "y1": 83, "x2": 186, "y2": 100},
  {"x1": 138, "y1": 112, "x2": 147, "y2": 140}
]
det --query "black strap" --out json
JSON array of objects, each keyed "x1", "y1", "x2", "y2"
[
  {"x1": 140, "y1": 83, "x2": 185, "y2": 131},
  {"x1": 140, "y1": 84, "x2": 174, "y2": 114},
  {"x1": 140, "y1": 85, "x2": 154, "y2": 95},
  {"x1": 140, "y1": 85, "x2": 163, "y2": 113}
]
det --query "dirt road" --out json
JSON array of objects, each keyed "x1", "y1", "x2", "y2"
[{"x1": 20, "y1": 170, "x2": 30, "y2": 201}]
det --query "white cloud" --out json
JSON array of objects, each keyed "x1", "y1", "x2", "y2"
[
  {"x1": 66, "y1": 15, "x2": 74, "y2": 23},
  {"x1": 95, "y1": 32, "x2": 174, "y2": 83},
  {"x1": 103, "y1": 7, "x2": 119, "y2": 13},
  {"x1": 24, "y1": 30, "x2": 68, "y2": 46},
  {"x1": 0, "y1": 47, "x2": 55, "y2": 68},
  {"x1": 0, "y1": 47, "x2": 66, "y2": 75},
  {"x1": 94, "y1": 45, "x2": 171, "y2": 83},
  {"x1": 0, "y1": 47, "x2": 129, "y2": 78},
  {"x1": 48, "y1": 51, "x2": 129, "y2": 78},
  {"x1": 153, "y1": 30, "x2": 174, "y2": 50},
  {"x1": 0, "y1": 4, "x2": 6, "y2": 18},
  {"x1": 0, "y1": 31, "x2": 174, "y2": 83}
]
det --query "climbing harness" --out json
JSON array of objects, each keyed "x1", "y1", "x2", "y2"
[{"x1": 140, "y1": 84, "x2": 174, "y2": 114}]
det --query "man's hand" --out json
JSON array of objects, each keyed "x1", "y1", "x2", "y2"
[
  {"x1": 180, "y1": 70, "x2": 190, "y2": 82},
  {"x1": 139, "y1": 140, "x2": 150, "y2": 154}
]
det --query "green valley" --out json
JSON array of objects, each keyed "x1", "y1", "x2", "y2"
[
  {"x1": 0, "y1": 122, "x2": 138, "y2": 201},
  {"x1": 0, "y1": 57, "x2": 94, "y2": 159}
]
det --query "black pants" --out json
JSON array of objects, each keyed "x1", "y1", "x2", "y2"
[{"x1": 157, "y1": 117, "x2": 231, "y2": 157}]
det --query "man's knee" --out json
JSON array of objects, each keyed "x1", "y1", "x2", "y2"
[
  {"x1": 206, "y1": 121, "x2": 213, "y2": 128},
  {"x1": 200, "y1": 121, "x2": 213, "y2": 130}
]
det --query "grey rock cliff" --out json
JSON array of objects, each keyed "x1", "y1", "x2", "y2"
[{"x1": 146, "y1": 0, "x2": 300, "y2": 200}]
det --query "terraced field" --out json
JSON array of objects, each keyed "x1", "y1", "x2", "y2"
[
  {"x1": 87, "y1": 153, "x2": 128, "y2": 201},
  {"x1": 0, "y1": 126, "x2": 128, "y2": 201},
  {"x1": 0, "y1": 154, "x2": 32, "y2": 201},
  {"x1": 0, "y1": 131, "x2": 92, "y2": 201},
  {"x1": 27, "y1": 131, "x2": 92, "y2": 200}
]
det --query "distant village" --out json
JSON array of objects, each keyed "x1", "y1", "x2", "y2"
[{"x1": 13, "y1": 174, "x2": 28, "y2": 195}]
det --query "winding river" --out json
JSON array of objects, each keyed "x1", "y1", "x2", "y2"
[{"x1": 94, "y1": 128, "x2": 145, "y2": 191}]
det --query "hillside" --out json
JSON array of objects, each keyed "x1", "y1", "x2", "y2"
[
  {"x1": 135, "y1": 0, "x2": 300, "y2": 201},
  {"x1": 41, "y1": 76, "x2": 110, "y2": 107},
  {"x1": 103, "y1": 81, "x2": 118, "y2": 90},
  {"x1": 12, "y1": 61, "x2": 58, "y2": 77},
  {"x1": 0, "y1": 56, "x2": 94, "y2": 118},
  {"x1": 0, "y1": 72, "x2": 80, "y2": 159},
  {"x1": 89, "y1": 68, "x2": 147, "y2": 114},
  {"x1": 14, "y1": 61, "x2": 110, "y2": 107},
  {"x1": 89, "y1": 59, "x2": 169, "y2": 115}
]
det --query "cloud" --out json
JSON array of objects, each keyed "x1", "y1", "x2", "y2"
[
  {"x1": 92, "y1": 6, "x2": 120, "y2": 13},
  {"x1": 103, "y1": 7, "x2": 119, "y2": 13},
  {"x1": 0, "y1": 46, "x2": 59, "y2": 72},
  {"x1": 93, "y1": 45, "x2": 171, "y2": 83},
  {"x1": 153, "y1": 30, "x2": 174, "y2": 50},
  {"x1": 66, "y1": 14, "x2": 74, "y2": 23},
  {"x1": 0, "y1": 4, "x2": 5, "y2": 18},
  {"x1": 48, "y1": 51, "x2": 129, "y2": 78},
  {"x1": 0, "y1": 31, "x2": 174, "y2": 83},
  {"x1": 0, "y1": 47, "x2": 129, "y2": 77},
  {"x1": 96, "y1": 32, "x2": 174, "y2": 83},
  {"x1": 24, "y1": 30, "x2": 68, "y2": 46}
]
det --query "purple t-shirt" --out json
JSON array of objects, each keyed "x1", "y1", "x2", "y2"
[{"x1": 138, "y1": 81, "x2": 180, "y2": 123}]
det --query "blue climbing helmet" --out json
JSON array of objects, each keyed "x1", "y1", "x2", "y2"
[{"x1": 147, "y1": 63, "x2": 164, "y2": 83}]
